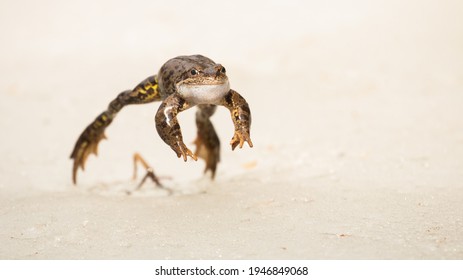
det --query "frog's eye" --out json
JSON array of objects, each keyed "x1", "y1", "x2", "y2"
[
  {"x1": 190, "y1": 69, "x2": 199, "y2": 75},
  {"x1": 221, "y1": 67, "x2": 226, "y2": 73}
]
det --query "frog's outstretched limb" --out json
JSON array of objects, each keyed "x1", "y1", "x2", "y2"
[
  {"x1": 70, "y1": 76, "x2": 160, "y2": 184},
  {"x1": 194, "y1": 104, "x2": 220, "y2": 178},
  {"x1": 132, "y1": 152, "x2": 171, "y2": 191},
  {"x1": 220, "y1": 89, "x2": 253, "y2": 150},
  {"x1": 155, "y1": 93, "x2": 197, "y2": 162}
]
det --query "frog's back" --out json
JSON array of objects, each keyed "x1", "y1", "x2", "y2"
[{"x1": 157, "y1": 55, "x2": 217, "y2": 98}]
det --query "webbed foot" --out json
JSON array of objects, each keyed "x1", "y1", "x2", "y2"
[
  {"x1": 70, "y1": 112, "x2": 111, "y2": 184},
  {"x1": 132, "y1": 153, "x2": 171, "y2": 192}
]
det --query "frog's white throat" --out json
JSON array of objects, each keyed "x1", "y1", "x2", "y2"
[{"x1": 177, "y1": 81, "x2": 230, "y2": 105}]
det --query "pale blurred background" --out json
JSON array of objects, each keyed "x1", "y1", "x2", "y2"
[{"x1": 0, "y1": 0, "x2": 462, "y2": 259}]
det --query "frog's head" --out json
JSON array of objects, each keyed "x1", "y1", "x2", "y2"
[{"x1": 174, "y1": 55, "x2": 230, "y2": 105}]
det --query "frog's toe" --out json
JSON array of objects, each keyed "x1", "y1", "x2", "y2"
[
  {"x1": 184, "y1": 148, "x2": 198, "y2": 161},
  {"x1": 172, "y1": 141, "x2": 197, "y2": 161}
]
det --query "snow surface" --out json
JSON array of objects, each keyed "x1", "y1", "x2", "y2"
[{"x1": 1, "y1": 0, "x2": 462, "y2": 259}]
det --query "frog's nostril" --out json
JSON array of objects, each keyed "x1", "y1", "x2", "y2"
[{"x1": 215, "y1": 67, "x2": 225, "y2": 77}]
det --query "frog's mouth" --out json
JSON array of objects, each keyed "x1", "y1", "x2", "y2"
[{"x1": 177, "y1": 80, "x2": 230, "y2": 105}]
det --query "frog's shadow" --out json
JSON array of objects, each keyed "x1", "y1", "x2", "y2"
[{"x1": 81, "y1": 177, "x2": 212, "y2": 197}]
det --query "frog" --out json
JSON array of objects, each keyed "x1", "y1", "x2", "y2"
[{"x1": 70, "y1": 55, "x2": 253, "y2": 187}]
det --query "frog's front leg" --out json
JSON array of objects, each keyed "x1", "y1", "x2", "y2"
[
  {"x1": 220, "y1": 89, "x2": 253, "y2": 150},
  {"x1": 155, "y1": 94, "x2": 198, "y2": 161}
]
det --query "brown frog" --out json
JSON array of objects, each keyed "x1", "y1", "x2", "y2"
[{"x1": 70, "y1": 55, "x2": 253, "y2": 187}]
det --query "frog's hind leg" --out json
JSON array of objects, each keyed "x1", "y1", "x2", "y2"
[
  {"x1": 132, "y1": 153, "x2": 170, "y2": 191},
  {"x1": 194, "y1": 104, "x2": 220, "y2": 179},
  {"x1": 70, "y1": 75, "x2": 161, "y2": 184}
]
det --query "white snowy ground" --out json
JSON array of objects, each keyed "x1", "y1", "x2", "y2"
[{"x1": 1, "y1": 0, "x2": 462, "y2": 259}]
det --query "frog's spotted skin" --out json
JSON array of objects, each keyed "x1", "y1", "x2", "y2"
[{"x1": 70, "y1": 55, "x2": 253, "y2": 184}]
